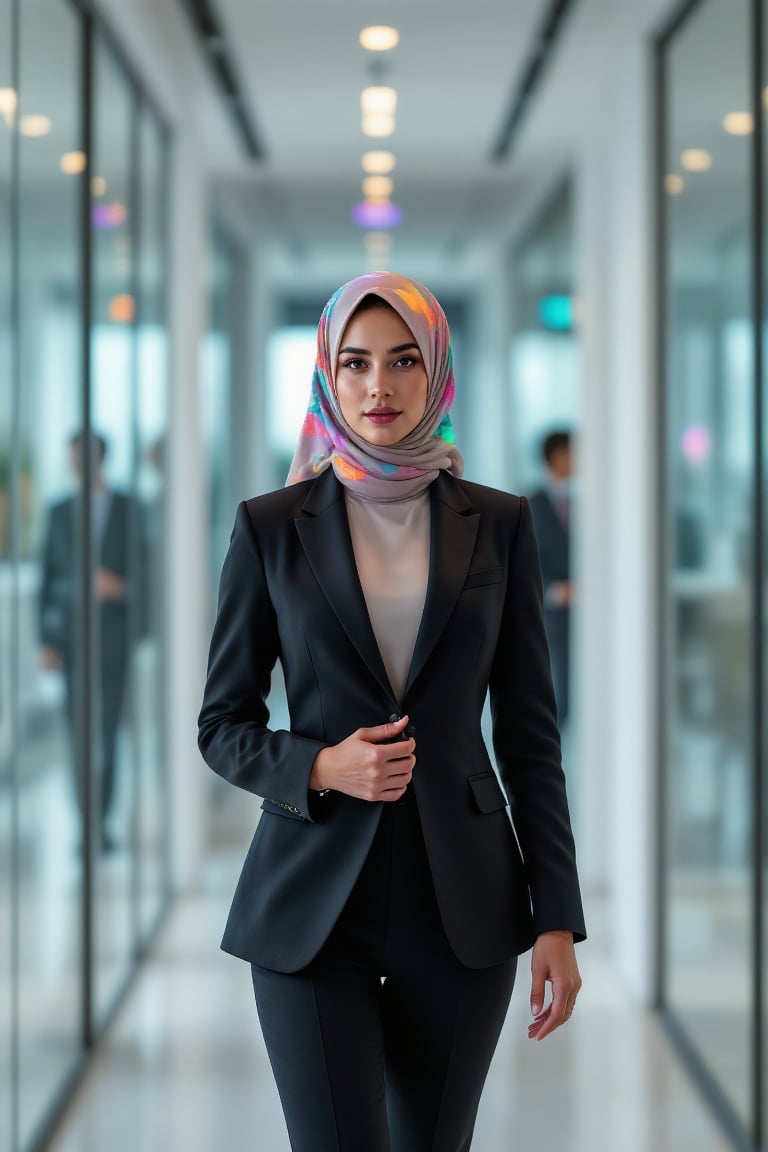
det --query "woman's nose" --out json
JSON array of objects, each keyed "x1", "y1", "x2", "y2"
[{"x1": 368, "y1": 366, "x2": 393, "y2": 397}]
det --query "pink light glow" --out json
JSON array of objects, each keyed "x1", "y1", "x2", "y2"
[{"x1": 680, "y1": 424, "x2": 712, "y2": 464}]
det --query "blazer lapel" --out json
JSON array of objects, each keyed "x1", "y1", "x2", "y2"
[
  {"x1": 294, "y1": 469, "x2": 397, "y2": 703},
  {"x1": 403, "y1": 472, "x2": 479, "y2": 699}
]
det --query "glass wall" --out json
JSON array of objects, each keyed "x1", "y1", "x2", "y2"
[
  {"x1": 202, "y1": 229, "x2": 241, "y2": 606},
  {"x1": 508, "y1": 182, "x2": 580, "y2": 777},
  {"x1": 90, "y1": 28, "x2": 137, "y2": 1024},
  {"x1": 1, "y1": 4, "x2": 172, "y2": 1150},
  {"x1": 508, "y1": 182, "x2": 580, "y2": 493},
  {"x1": 763, "y1": 0, "x2": 768, "y2": 1131},
  {"x1": 135, "y1": 105, "x2": 169, "y2": 942},
  {"x1": 16, "y1": 1, "x2": 85, "y2": 1146},
  {"x1": 659, "y1": 0, "x2": 763, "y2": 1146},
  {"x1": 0, "y1": 1, "x2": 14, "y2": 1148}
]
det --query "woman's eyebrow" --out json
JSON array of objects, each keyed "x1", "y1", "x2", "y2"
[{"x1": 338, "y1": 342, "x2": 420, "y2": 356}]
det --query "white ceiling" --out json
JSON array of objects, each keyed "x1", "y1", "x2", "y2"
[{"x1": 204, "y1": 0, "x2": 610, "y2": 288}]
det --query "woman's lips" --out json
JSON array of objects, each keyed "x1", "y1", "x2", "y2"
[{"x1": 365, "y1": 409, "x2": 401, "y2": 425}]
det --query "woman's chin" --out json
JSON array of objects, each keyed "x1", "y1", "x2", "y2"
[{"x1": 356, "y1": 425, "x2": 402, "y2": 447}]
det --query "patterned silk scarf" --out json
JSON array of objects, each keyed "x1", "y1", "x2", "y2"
[{"x1": 286, "y1": 271, "x2": 463, "y2": 501}]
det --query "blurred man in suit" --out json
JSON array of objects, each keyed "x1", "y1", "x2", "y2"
[
  {"x1": 40, "y1": 431, "x2": 143, "y2": 850},
  {"x1": 529, "y1": 430, "x2": 574, "y2": 728}
]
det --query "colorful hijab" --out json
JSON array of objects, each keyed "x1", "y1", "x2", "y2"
[{"x1": 286, "y1": 271, "x2": 463, "y2": 501}]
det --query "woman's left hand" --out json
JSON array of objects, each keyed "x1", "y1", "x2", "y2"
[{"x1": 527, "y1": 930, "x2": 582, "y2": 1041}]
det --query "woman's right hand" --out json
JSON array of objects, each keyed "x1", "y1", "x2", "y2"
[{"x1": 309, "y1": 714, "x2": 415, "y2": 802}]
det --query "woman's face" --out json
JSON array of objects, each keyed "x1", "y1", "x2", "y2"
[{"x1": 335, "y1": 305, "x2": 429, "y2": 446}]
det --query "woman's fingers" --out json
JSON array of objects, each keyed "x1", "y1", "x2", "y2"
[
  {"x1": 310, "y1": 718, "x2": 416, "y2": 801},
  {"x1": 357, "y1": 714, "x2": 410, "y2": 743}
]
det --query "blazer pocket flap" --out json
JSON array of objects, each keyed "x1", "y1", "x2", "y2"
[
  {"x1": 467, "y1": 771, "x2": 508, "y2": 814},
  {"x1": 261, "y1": 797, "x2": 305, "y2": 822},
  {"x1": 463, "y1": 566, "x2": 503, "y2": 590}
]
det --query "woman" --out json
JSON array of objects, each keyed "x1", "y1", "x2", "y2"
[{"x1": 198, "y1": 271, "x2": 586, "y2": 1152}]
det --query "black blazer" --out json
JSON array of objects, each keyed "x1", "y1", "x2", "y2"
[
  {"x1": 529, "y1": 488, "x2": 570, "y2": 595},
  {"x1": 39, "y1": 490, "x2": 142, "y2": 653},
  {"x1": 198, "y1": 467, "x2": 585, "y2": 972}
]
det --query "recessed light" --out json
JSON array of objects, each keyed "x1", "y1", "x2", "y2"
[
  {"x1": 20, "y1": 115, "x2": 51, "y2": 137},
  {"x1": 362, "y1": 113, "x2": 395, "y2": 138},
  {"x1": 364, "y1": 231, "x2": 392, "y2": 251},
  {"x1": 664, "y1": 173, "x2": 684, "y2": 195},
  {"x1": 680, "y1": 149, "x2": 712, "y2": 172},
  {"x1": 60, "y1": 151, "x2": 87, "y2": 175},
  {"x1": 0, "y1": 87, "x2": 17, "y2": 126},
  {"x1": 363, "y1": 175, "x2": 394, "y2": 198},
  {"x1": 723, "y1": 111, "x2": 753, "y2": 135},
  {"x1": 360, "y1": 26, "x2": 399, "y2": 52},
  {"x1": 362, "y1": 151, "x2": 396, "y2": 175},
  {"x1": 361, "y1": 87, "x2": 397, "y2": 115}
]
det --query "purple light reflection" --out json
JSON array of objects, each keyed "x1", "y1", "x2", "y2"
[
  {"x1": 353, "y1": 200, "x2": 402, "y2": 229},
  {"x1": 92, "y1": 202, "x2": 127, "y2": 230}
]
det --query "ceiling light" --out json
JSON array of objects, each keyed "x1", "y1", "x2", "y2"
[
  {"x1": 364, "y1": 231, "x2": 392, "y2": 252},
  {"x1": 20, "y1": 115, "x2": 52, "y2": 137},
  {"x1": 108, "y1": 294, "x2": 135, "y2": 324},
  {"x1": 360, "y1": 26, "x2": 399, "y2": 51},
  {"x1": 723, "y1": 111, "x2": 753, "y2": 135},
  {"x1": 362, "y1": 113, "x2": 395, "y2": 138},
  {"x1": 362, "y1": 150, "x2": 396, "y2": 174},
  {"x1": 361, "y1": 87, "x2": 397, "y2": 115},
  {"x1": 0, "y1": 87, "x2": 17, "y2": 127},
  {"x1": 664, "y1": 173, "x2": 684, "y2": 196},
  {"x1": 363, "y1": 175, "x2": 394, "y2": 198},
  {"x1": 353, "y1": 201, "x2": 402, "y2": 229},
  {"x1": 680, "y1": 148, "x2": 712, "y2": 172},
  {"x1": 60, "y1": 151, "x2": 87, "y2": 175},
  {"x1": 91, "y1": 176, "x2": 107, "y2": 197}
]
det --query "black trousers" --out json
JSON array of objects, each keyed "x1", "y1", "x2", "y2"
[
  {"x1": 62, "y1": 609, "x2": 129, "y2": 828},
  {"x1": 251, "y1": 789, "x2": 517, "y2": 1152}
]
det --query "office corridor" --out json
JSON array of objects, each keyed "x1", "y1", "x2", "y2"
[{"x1": 46, "y1": 843, "x2": 732, "y2": 1152}]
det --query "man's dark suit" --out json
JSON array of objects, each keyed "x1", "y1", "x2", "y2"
[
  {"x1": 40, "y1": 490, "x2": 141, "y2": 827},
  {"x1": 529, "y1": 487, "x2": 571, "y2": 727},
  {"x1": 198, "y1": 467, "x2": 585, "y2": 973}
]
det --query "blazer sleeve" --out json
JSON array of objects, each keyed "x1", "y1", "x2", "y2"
[
  {"x1": 197, "y1": 501, "x2": 327, "y2": 821},
  {"x1": 489, "y1": 497, "x2": 586, "y2": 942}
]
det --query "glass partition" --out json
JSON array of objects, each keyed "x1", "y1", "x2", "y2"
[
  {"x1": 1, "y1": 5, "x2": 172, "y2": 1147},
  {"x1": 0, "y1": 2, "x2": 14, "y2": 1148},
  {"x1": 16, "y1": 0, "x2": 85, "y2": 1145},
  {"x1": 135, "y1": 105, "x2": 169, "y2": 940},
  {"x1": 763, "y1": 1, "x2": 768, "y2": 1137},
  {"x1": 508, "y1": 182, "x2": 580, "y2": 494},
  {"x1": 90, "y1": 31, "x2": 137, "y2": 1022},
  {"x1": 660, "y1": 0, "x2": 754, "y2": 1134}
]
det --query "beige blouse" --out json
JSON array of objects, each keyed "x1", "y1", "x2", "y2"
[{"x1": 344, "y1": 489, "x2": 431, "y2": 705}]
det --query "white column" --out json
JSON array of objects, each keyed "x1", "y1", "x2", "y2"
[
  {"x1": 603, "y1": 21, "x2": 659, "y2": 1005},
  {"x1": 166, "y1": 126, "x2": 209, "y2": 892},
  {"x1": 573, "y1": 97, "x2": 615, "y2": 894}
]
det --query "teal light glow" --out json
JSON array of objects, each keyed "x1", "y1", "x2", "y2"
[{"x1": 538, "y1": 294, "x2": 573, "y2": 332}]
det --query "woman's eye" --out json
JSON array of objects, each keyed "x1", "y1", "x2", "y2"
[
  {"x1": 395, "y1": 356, "x2": 418, "y2": 368},
  {"x1": 341, "y1": 358, "x2": 365, "y2": 371}
]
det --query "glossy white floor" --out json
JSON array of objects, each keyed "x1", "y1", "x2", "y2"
[{"x1": 46, "y1": 842, "x2": 734, "y2": 1152}]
